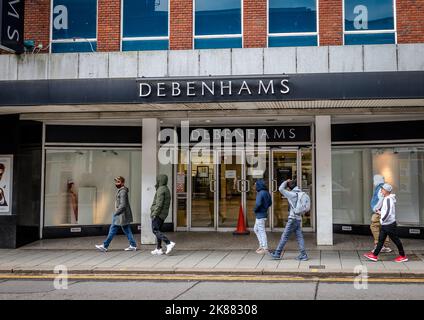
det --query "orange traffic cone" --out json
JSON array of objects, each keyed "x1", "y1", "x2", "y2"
[{"x1": 233, "y1": 204, "x2": 250, "y2": 235}]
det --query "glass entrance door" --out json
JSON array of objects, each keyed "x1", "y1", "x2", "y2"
[
  {"x1": 271, "y1": 148, "x2": 314, "y2": 231},
  {"x1": 217, "y1": 150, "x2": 244, "y2": 229},
  {"x1": 190, "y1": 149, "x2": 216, "y2": 229}
]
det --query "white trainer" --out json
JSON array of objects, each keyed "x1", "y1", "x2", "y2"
[
  {"x1": 165, "y1": 242, "x2": 175, "y2": 254},
  {"x1": 95, "y1": 244, "x2": 108, "y2": 252},
  {"x1": 381, "y1": 246, "x2": 392, "y2": 253},
  {"x1": 124, "y1": 245, "x2": 137, "y2": 251},
  {"x1": 151, "y1": 248, "x2": 163, "y2": 255}
]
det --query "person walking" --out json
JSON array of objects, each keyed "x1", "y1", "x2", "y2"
[
  {"x1": 364, "y1": 183, "x2": 408, "y2": 262},
  {"x1": 370, "y1": 174, "x2": 391, "y2": 253},
  {"x1": 150, "y1": 174, "x2": 175, "y2": 255},
  {"x1": 269, "y1": 179, "x2": 308, "y2": 261},
  {"x1": 95, "y1": 176, "x2": 137, "y2": 252},
  {"x1": 253, "y1": 179, "x2": 272, "y2": 254}
]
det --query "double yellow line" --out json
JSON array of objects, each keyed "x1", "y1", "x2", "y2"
[{"x1": 1, "y1": 273, "x2": 424, "y2": 283}]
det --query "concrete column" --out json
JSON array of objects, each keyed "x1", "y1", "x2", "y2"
[
  {"x1": 315, "y1": 116, "x2": 333, "y2": 245},
  {"x1": 141, "y1": 118, "x2": 159, "y2": 244}
]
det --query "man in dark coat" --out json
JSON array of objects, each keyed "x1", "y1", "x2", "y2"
[{"x1": 150, "y1": 174, "x2": 175, "y2": 255}]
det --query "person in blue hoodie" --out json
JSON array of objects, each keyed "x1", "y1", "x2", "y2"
[
  {"x1": 253, "y1": 179, "x2": 272, "y2": 254},
  {"x1": 370, "y1": 175, "x2": 391, "y2": 253}
]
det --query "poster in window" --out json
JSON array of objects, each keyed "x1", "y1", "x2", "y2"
[{"x1": 0, "y1": 155, "x2": 13, "y2": 215}]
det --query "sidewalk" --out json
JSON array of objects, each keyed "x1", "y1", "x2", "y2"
[{"x1": 0, "y1": 233, "x2": 423, "y2": 278}]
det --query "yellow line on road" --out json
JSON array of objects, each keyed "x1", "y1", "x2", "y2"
[{"x1": 1, "y1": 273, "x2": 424, "y2": 283}]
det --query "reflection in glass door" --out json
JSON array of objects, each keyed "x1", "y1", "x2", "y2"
[
  {"x1": 190, "y1": 150, "x2": 215, "y2": 228},
  {"x1": 245, "y1": 151, "x2": 270, "y2": 228},
  {"x1": 218, "y1": 151, "x2": 244, "y2": 229},
  {"x1": 271, "y1": 150, "x2": 298, "y2": 229}
]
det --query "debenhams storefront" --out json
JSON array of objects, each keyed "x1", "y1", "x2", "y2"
[{"x1": 1, "y1": 46, "x2": 424, "y2": 248}]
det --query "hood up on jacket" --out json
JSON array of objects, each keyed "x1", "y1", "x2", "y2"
[
  {"x1": 373, "y1": 174, "x2": 385, "y2": 187},
  {"x1": 255, "y1": 179, "x2": 267, "y2": 192},
  {"x1": 155, "y1": 174, "x2": 168, "y2": 189}
]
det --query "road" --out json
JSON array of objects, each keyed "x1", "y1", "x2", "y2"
[{"x1": 0, "y1": 274, "x2": 424, "y2": 300}]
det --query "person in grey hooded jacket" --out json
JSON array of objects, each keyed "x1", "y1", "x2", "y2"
[
  {"x1": 269, "y1": 179, "x2": 308, "y2": 261},
  {"x1": 95, "y1": 176, "x2": 137, "y2": 252}
]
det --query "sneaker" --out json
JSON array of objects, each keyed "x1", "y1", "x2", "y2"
[
  {"x1": 364, "y1": 252, "x2": 378, "y2": 262},
  {"x1": 165, "y1": 241, "x2": 176, "y2": 254},
  {"x1": 270, "y1": 252, "x2": 282, "y2": 260},
  {"x1": 394, "y1": 255, "x2": 408, "y2": 263},
  {"x1": 151, "y1": 248, "x2": 163, "y2": 255},
  {"x1": 295, "y1": 254, "x2": 309, "y2": 261},
  {"x1": 124, "y1": 245, "x2": 137, "y2": 251},
  {"x1": 256, "y1": 248, "x2": 269, "y2": 254},
  {"x1": 381, "y1": 246, "x2": 393, "y2": 253},
  {"x1": 95, "y1": 244, "x2": 108, "y2": 252},
  {"x1": 255, "y1": 247, "x2": 262, "y2": 254}
]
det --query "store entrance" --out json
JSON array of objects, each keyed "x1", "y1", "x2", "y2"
[{"x1": 176, "y1": 147, "x2": 313, "y2": 231}]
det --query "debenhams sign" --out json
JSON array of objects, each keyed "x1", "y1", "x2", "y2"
[{"x1": 136, "y1": 76, "x2": 290, "y2": 103}]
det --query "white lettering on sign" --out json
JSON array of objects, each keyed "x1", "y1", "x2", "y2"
[
  {"x1": 258, "y1": 80, "x2": 275, "y2": 94},
  {"x1": 70, "y1": 227, "x2": 81, "y2": 233},
  {"x1": 139, "y1": 83, "x2": 152, "y2": 97},
  {"x1": 409, "y1": 229, "x2": 421, "y2": 235},
  {"x1": 342, "y1": 226, "x2": 352, "y2": 231},
  {"x1": 354, "y1": 5, "x2": 368, "y2": 30},
  {"x1": 53, "y1": 5, "x2": 69, "y2": 30},
  {"x1": 7, "y1": 0, "x2": 20, "y2": 18},
  {"x1": 7, "y1": 26, "x2": 19, "y2": 41},
  {"x1": 172, "y1": 82, "x2": 181, "y2": 96},
  {"x1": 280, "y1": 79, "x2": 290, "y2": 94}
]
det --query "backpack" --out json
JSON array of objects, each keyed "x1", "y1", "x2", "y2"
[{"x1": 292, "y1": 192, "x2": 311, "y2": 216}]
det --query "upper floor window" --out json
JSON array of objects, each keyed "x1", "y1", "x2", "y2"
[
  {"x1": 344, "y1": 0, "x2": 396, "y2": 45},
  {"x1": 268, "y1": 0, "x2": 318, "y2": 47},
  {"x1": 194, "y1": 0, "x2": 242, "y2": 49},
  {"x1": 51, "y1": 0, "x2": 97, "y2": 53},
  {"x1": 122, "y1": 0, "x2": 169, "y2": 51}
]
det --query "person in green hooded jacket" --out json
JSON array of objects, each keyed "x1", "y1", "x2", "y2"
[{"x1": 150, "y1": 174, "x2": 175, "y2": 255}]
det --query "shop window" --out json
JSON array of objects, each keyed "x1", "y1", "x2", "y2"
[
  {"x1": 51, "y1": 0, "x2": 97, "y2": 53},
  {"x1": 44, "y1": 149, "x2": 141, "y2": 226},
  {"x1": 268, "y1": 0, "x2": 318, "y2": 47},
  {"x1": 194, "y1": 0, "x2": 242, "y2": 49},
  {"x1": 344, "y1": 0, "x2": 396, "y2": 45},
  {"x1": 332, "y1": 147, "x2": 424, "y2": 227},
  {"x1": 122, "y1": 0, "x2": 169, "y2": 51}
]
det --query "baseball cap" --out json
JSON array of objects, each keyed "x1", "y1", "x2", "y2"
[
  {"x1": 382, "y1": 183, "x2": 392, "y2": 192},
  {"x1": 114, "y1": 176, "x2": 125, "y2": 183}
]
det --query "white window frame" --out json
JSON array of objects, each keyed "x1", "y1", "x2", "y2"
[
  {"x1": 120, "y1": 0, "x2": 170, "y2": 51},
  {"x1": 50, "y1": 0, "x2": 99, "y2": 53},
  {"x1": 342, "y1": 0, "x2": 397, "y2": 45},
  {"x1": 267, "y1": 0, "x2": 319, "y2": 47},
  {"x1": 193, "y1": 0, "x2": 243, "y2": 49}
]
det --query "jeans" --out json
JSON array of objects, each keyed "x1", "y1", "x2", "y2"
[
  {"x1": 374, "y1": 222, "x2": 405, "y2": 256},
  {"x1": 104, "y1": 220, "x2": 137, "y2": 249},
  {"x1": 254, "y1": 218, "x2": 268, "y2": 249},
  {"x1": 152, "y1": 216, "x2": 170, "y2": 249},
  {"x1": 275, "y1": 218, "x2": 307, "y2": 257}
]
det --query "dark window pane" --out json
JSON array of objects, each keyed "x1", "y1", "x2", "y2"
[
  {"x1": 123, "y1": 0, "x2": 169, "y2": 37},
  {"x1": 52, "y1": 0, "x2": 97, "y2": 40},
  {"x1": 52, "y1": 41, "x2": 97, "y2": 53},
  {"x1": 194, "y1": 37, "x2": 242, "y2": 49},
  {"x1": 195, "y1": 0, "x2": 241, "y2": 36},
  {"x1": 344, "y1": 33, "x2": 395, "y2": 45},
  {"x1": 268, "y1": 35, "x2": 317, "y2": 47},
  {"x1": 122, "y1": 40, "x2": 169, "y2": 51},
  {"x1": 269, "y1": 0, "x2": 317, "y2": 33},
  {"x1": 345, "y1": 0, "x2": 394, "y2": 31}
]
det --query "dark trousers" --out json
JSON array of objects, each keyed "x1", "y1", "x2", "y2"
[
  {"x1": 374, "y1": 222, "x2": 405, "y2": 256},
  {"x1": 152, "y1": 216, "x2": 170, "y2": 249}
]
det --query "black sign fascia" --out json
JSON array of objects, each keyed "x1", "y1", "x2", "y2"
[{"x1": 0, "y1": 0, "x2": 25, "y2": 53}]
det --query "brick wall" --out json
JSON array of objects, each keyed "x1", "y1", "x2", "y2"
[
  {"x1": 397, "y1": 0, "x2": 424, "y2": 43},
  {"x1": 170, "y1": 0, "x2": 193, "y2": 50},
  {"x1": 24, "y1": 0, "x2": 50, "y2": 52},
  {"x1": 243, "y1": 0, "x2": 267, "y2": 48},
  {"x1": 97, "y1": 0, "x2": 121, "y2": 51},
  {"x1": 319, "y1": 0, "x2": 343, "y2": 46}
]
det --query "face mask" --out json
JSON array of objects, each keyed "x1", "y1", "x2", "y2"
[{"x1": 115, "y1": 184, "x2": 121, "y2": 189}]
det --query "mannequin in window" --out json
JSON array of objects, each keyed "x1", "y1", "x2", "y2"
[{"x1": 67, "y1": 180, "x2": 78, "y2": 224}]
